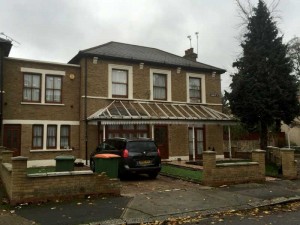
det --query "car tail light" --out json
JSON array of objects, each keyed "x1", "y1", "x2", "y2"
[
  {"x1": 123, "y1": 149, "x2": 129, "y2": 158},
  {"x1": 157, "y1": 148, "x2": 161, "y2": 157}
]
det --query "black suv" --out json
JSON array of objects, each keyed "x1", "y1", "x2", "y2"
[{"x1": 90, "y1": 138, "x2": 161, "y2": 178}]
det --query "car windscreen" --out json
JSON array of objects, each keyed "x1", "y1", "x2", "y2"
[{"x1": 126, "y1": 141, "x2": 157, "y2": 153}]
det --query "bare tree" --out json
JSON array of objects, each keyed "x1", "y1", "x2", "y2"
[{"x1": 287, "y1": 37, "x2": 300, "y2": 78}]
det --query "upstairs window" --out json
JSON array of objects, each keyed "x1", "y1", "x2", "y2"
[
  {"x1": 153, "y1": 73, "x2": 167, "y2": 100},
  {"x1": 112, "y1": 69, "x2": 128, "y2": 98},
  {"x1": 46, "y1": 75, "x2": 62, "y2": 103},
  {"x1": 189, "y1": 77, "x2": 201, "y2": 103},
  {"x1": 23, "y1": 74, "x2": 41, "y2": 102},
  {"x1": 187, "y1": 73, "x2": 206, "y2": 103}
]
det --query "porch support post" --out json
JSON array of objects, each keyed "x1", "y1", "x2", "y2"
[
  {"x1": 103, "y1": 124, "x2": 106, "y2": 141},
  {"x1": 228, "y1": 126, "x2": 232, "y2": 159},
  {"x1": 192, "y1": 126, "x2": 195, "y2": 160},
  {"x1": 151, "y1": 125, "x2": 154, "y2": 139}
]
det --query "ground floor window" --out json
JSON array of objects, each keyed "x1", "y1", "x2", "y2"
[
  {"x1": 60, "y1": 125, "x2": 70, "y2": 149},
  {"x1": 47, "y1": 125, "x2": 57, "y2": 149},
  {"x1": 33, "y1": 125, "x2": 43, "y2": 149},
  {"x1": 105, "y1": 124, "x2": 149, "y2": 139},
  {"x1": 31, "y1": 124, "x2": 71, "y2": 150}
]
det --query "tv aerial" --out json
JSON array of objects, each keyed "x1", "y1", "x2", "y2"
[{"x1": 0, "y1": 32, "x2": 20, "y2": 45}]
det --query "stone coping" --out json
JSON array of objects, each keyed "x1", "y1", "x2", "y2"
[
  {"x1": 3, "y1": 163, "x2": 12, "y2": 172},
  {"x1": 27, "y1": 170, "x2": 93, "y2": 178},
  {"x1": 216, "y1": 162, "x2": 258, "y2": 167}
]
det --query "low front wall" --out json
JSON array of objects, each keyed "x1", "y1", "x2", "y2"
[
  {"x1": 0, "y1": 151, "x2": 120, "y2": 205},
  {"x1": 203, "y1": 150, "x2": 265, "y2": 187}
]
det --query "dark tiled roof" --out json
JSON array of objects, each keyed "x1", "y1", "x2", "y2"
[
  {"x1": 69, "y1": 42, "x2": 225, "y2": 73},
  {"x1": 0, "y1": 37, "x2": 11, "y2": 43}
]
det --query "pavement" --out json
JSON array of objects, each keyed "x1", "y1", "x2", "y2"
[{"x1": 2, "y1": 177, "x2": 300, "y2": 225}]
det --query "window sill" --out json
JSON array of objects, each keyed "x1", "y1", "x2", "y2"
[
  {"x1": 30, "y1": 149, "x2": 73, "y2": 153},
  {"x1": 21, "y1": 102, "x2": 65, "y2": 106}
]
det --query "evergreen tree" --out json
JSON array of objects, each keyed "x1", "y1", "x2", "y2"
[{"x1": 226, "y1": 0, "x2": 300, "y2": 150}]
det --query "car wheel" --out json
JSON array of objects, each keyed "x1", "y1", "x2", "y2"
[
  {"x1": 148, "y1": 172, "x2": 158, "y2": 179},
  {"x1": 90, "y1": 159, "x2": 95, "y2": 172}
]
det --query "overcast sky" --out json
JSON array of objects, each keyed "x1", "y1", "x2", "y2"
[{"x1": 1, "y1": 0, "x2": 300, "y2": 92}]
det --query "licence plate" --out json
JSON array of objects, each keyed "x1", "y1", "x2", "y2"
[{"x1": 139, "y1": 160, "x2": 151, "y2": 165}]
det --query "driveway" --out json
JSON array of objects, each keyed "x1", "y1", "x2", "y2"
[{"x1": 120, "y1": 174, "x2": 209, "y2": 197}]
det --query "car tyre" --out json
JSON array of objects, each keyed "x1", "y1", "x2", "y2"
[
  {"x1": 148, "y1": 172, "x2": 158, "y2": 179},
  {"x1": 90, "y1": 159, "x2": 95, "y2": 172}
]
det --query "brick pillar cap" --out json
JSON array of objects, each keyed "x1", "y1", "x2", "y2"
[
  {"x1": 12, "y1": 156, "x2": 28, "y2": 161},
  {"x1": 203, "y1": 151, "x2": 216, "y2": 154},
  {"x1": 267, "y1": 146, "x2": 280, "y2": 149},
  {"x1": 252, "y1": 149, "x2": 266, "y2": 153}
]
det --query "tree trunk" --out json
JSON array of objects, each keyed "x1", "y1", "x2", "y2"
[{"x1": 260, "y1": 121, "x2": 268, "y2": 150}]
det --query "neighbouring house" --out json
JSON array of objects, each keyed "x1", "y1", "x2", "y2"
[
  {"x1": 0, "y1": 39, "x2": 236, "y2": 167},
  {"x1": 281, "y1": 119, "x2": 300, "y2": 147}
]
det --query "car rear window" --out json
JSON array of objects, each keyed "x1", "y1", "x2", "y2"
[{"x1": 126, "y1": 141, "x2": 157, "y2": 153}]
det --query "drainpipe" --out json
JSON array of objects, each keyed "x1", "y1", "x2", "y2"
[
  {"x1": 228, "y1": 126, "x2": 232, "y2": 159},
  {"x1": 85, "y1": 57, "x2": 88, "y2": 165},
  {"x1": 0, "y1": 49, "x2": 3, "y2": 145}
]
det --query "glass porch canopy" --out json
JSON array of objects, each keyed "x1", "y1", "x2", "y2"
[{"x1": 87, "y1": 100, "x2": 237, "y2": 126}]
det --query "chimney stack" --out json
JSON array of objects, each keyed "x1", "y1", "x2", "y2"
[{"x1": 183, "y1": 48, "x2": 197, "y2": 61}]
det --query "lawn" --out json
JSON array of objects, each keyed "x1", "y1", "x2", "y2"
[
  {"x1": 160, "y1": 164, "x2": 202, "y2": 182},
  {"x1": 27, "y1": 166, "x2": 55, "y2": 174}
]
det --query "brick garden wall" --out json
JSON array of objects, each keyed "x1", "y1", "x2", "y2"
[
  {"x1": 203, "y1": 150, "x2": 266, "y2": 186},
  {"x1": 0, "y1": 151, "x2": 120, "y2": 205}
]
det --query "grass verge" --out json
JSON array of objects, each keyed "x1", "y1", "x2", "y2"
[{"x1": 160, "y1": 164, "x2": 202, "y2": 182}]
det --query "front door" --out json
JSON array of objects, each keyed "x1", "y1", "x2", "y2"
[
  {"x1": 3, "y1": 125, "x2": 21, "y2": 157},
  {"x1": 189, "y1": 127, "x2": 205, "y2": 160},
  {"x1": 154, "y1": 125, "x2": 169, "y2": 159}
]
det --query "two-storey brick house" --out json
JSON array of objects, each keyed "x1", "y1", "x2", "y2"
[{"x1": 1, "y1": 40, "x2": 235, "y2": 166}]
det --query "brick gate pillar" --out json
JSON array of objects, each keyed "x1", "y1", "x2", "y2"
[
  {"x1": 2, "y1": 150, "x2": 13, "y2": 164},
  {"x1": 203, "y1": 151, "x2": 216, "y2": 185},
  {"x1": 11, "y1": 156, "x2": 28, "y2": 205},
  {"x1": 252, "y1": 150, "x2": 265, "y2": 178},
  {"x1": 281, "y1": 148, "x2": 297, "y2": 179}
]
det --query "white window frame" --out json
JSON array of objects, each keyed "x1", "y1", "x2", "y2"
[
  {"x1": 150, "y1": 68, "x2": 171, "y2": 101},
  {"x1": 108, "y1": 64, "x2": 133, "y2": 99},
  {"x1": 186, "y1": 73, "x2": 206, "y2": 104},
  {"x1": 21, "y1": 67, "x2": 65, "y2": 105}
]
